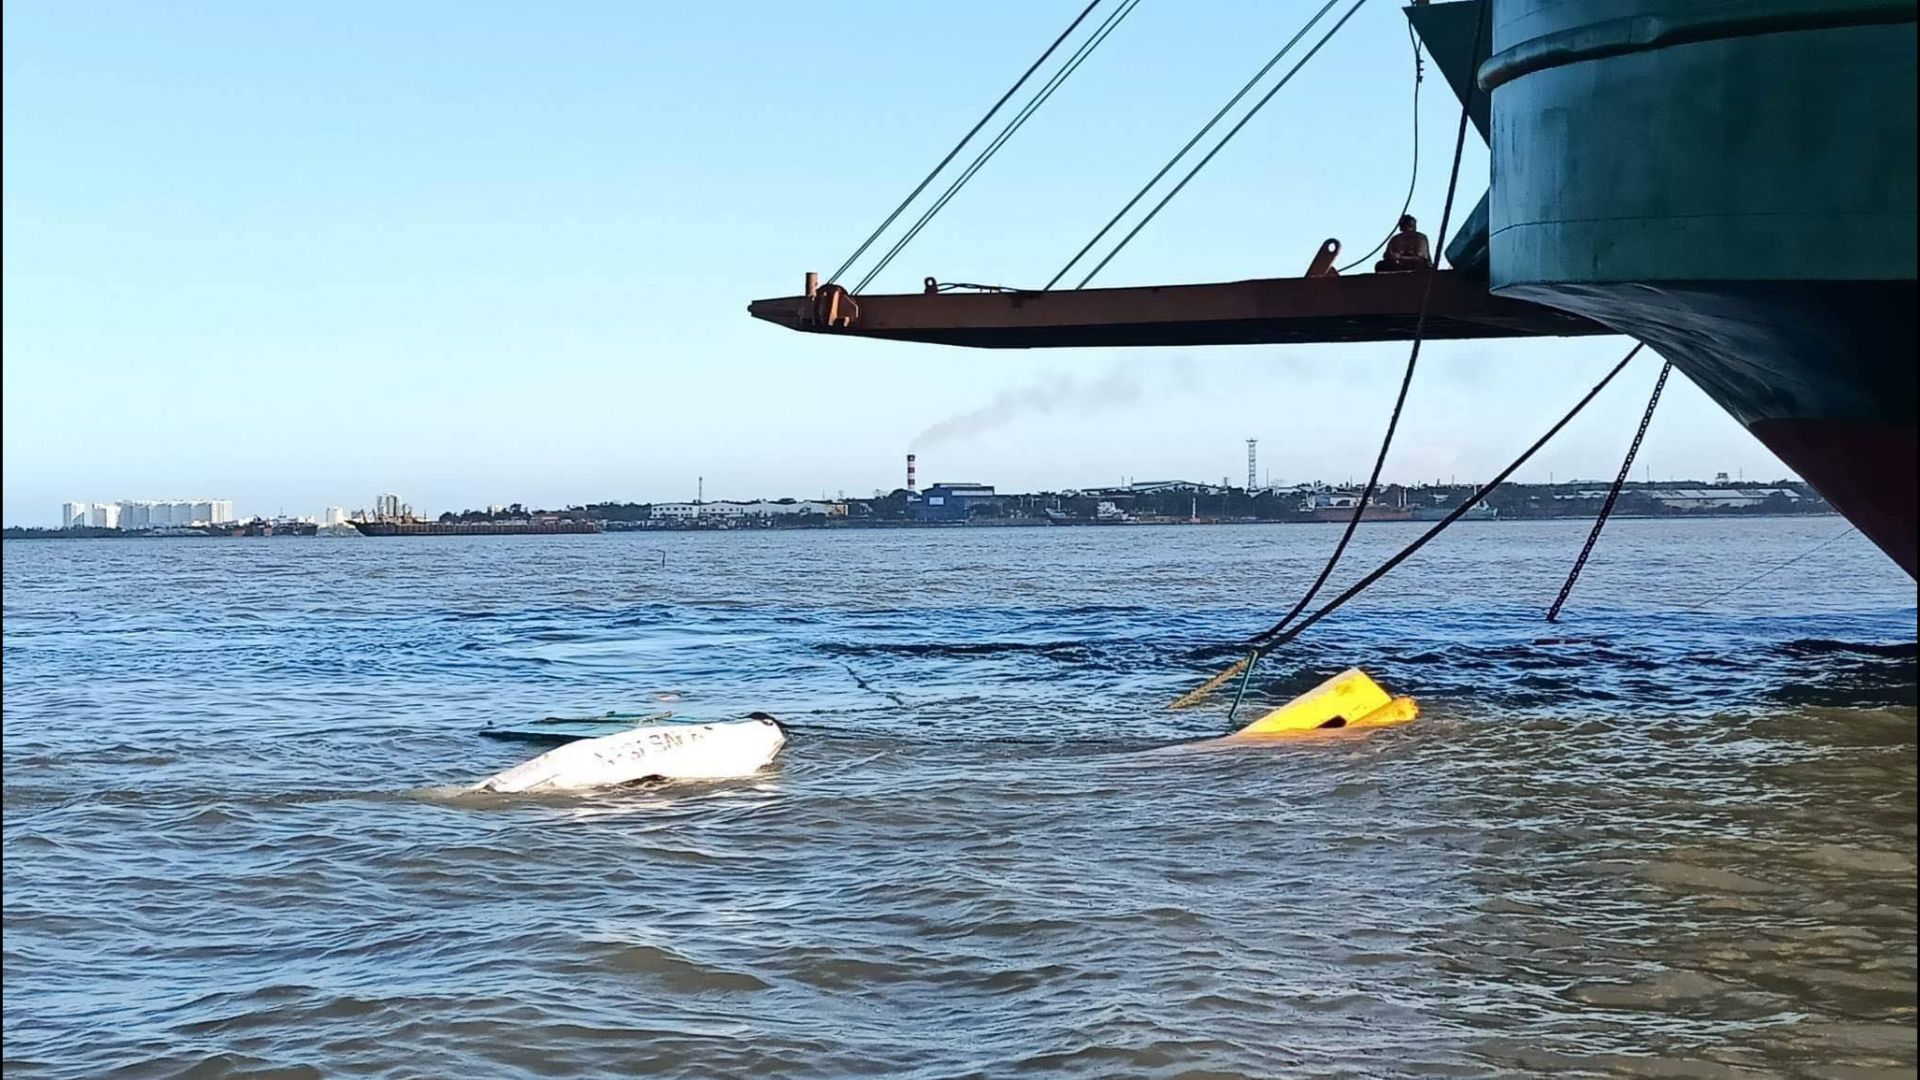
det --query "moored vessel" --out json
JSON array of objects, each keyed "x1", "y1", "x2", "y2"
[
  {"x1": 351, "y1": 517, "x2": 602, "y2": 537},
  {"x1": 1411, "y1": 502, "x2": 1495, "y2": 523}
]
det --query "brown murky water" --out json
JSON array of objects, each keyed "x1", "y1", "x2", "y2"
[{"x1": 5, "y1": 519, "x2": 1914, "y2": 1077}]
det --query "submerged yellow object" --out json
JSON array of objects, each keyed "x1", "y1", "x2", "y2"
[{"x1": 1227, "y1": 667, "x2": 1417, "y2": 739}]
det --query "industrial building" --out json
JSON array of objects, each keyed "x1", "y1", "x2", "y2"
[
  {"x1": 1551, "y1": 486, "x2": 1802, "y2": 511},
  {"x1": 651, "y1": 500, "x2": 846, "y2": 521},
  {"x1": 1646, "y1": 488, "x2": 1801, "y2": 511},
  {"x1": 1125, "y1": 479, "x2": 1225, "y2": 496},
  {"x1": 915, "y1": 483, "x2": 997, "y2": 523}
]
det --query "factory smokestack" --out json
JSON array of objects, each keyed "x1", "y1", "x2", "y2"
[{"x1": 906, "y1": 453, "x2": 918, "y2": 494}]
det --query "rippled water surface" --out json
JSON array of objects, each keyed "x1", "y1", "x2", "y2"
[{"x1": 5, "y1": 519, "x2": 1916, "y2": 1078}]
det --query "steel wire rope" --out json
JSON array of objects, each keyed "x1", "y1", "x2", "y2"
[
  {"x1": 1336, "y1": 21, "x2": 1424, "y2": 272},
  {"x1": 1172, "y1": 341, "x2": 1651, "y2": 715},
  {"x1": 1240, "y1": 0, "x2": 1486, "y2": 654},
  {"x1": 1043, "y1": 0, "x2": 1344, "y2": 290},
  {"x1": 850, "y1": 0, "x2": 1145, "y2": 295},
  {"x1": 1070, "y1": 0, "x2": 1371, "y2": 290},
  {"x1": 826, "y1": 0, "x2": 1104, "y2": 286},
  {"x1": 1163, "y1": 0, "x2": 1487, "y2": 714},
  {"x1": 1545, "y1": 359, "x2": 1673, "y2": 622},
  {"x1": 1678, "y1": 526, "x2": 1859, "y2": 612},
  {"x1": 1255, "y1": 343, "x2": 1648, "y2": 654}
]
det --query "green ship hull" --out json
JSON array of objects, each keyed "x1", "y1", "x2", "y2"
[{"x1": 1451, "y1": 0, "x2": 1916, "y2": 575}]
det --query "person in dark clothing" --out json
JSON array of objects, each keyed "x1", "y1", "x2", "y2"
[{"x1": 1375, "y1": 214, "x2": 1433, "y2": 272}]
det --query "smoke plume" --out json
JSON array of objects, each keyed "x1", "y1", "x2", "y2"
[{"x1": 910, "y1": 368, "x2": 1145, "y2": 450}]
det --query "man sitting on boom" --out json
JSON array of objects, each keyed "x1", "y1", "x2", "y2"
[{"x1": 1375, "y1": 214, "x2": 1433, "y2": 272}]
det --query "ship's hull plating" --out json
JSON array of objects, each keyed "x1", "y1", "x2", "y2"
[
  {"x1": 1484, "y1": 1, "x2": 1917, "y2": 576},
  {"x1": 1499, "y1": 279, "x2": 1916, "y2": 575}
]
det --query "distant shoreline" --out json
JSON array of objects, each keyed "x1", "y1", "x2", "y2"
[{"x1": 2, "y1": 511, "x2": 1845, "y2": 541}]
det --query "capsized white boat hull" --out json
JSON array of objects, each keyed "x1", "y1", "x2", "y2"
[{"x1": 476, "y1": 716, "x2": 786, "y2": 793}]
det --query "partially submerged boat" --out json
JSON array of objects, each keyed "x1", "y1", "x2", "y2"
[
  {"x1": 1224, "y1": 668, "x2": 1418, "y2": 741},
  {"x1": 475, "y1": 713, "x2": 787, "y2": 793},
  {"x1": 1166, "y1": 668, "x2": 1418, "y2": 753}
]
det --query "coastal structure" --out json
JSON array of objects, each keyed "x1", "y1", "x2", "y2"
[
  {"x1": 60, "y1": 499, "x2": 236, "y2": 529},
  {"x1": 209, "y1": 517, "x2": 320, "y2": 537},
  {"x1": 26, "y1": 477, "x2": 1835, "y2": 539},
  {"x1": 915, "y1": 483, "x2": 997, "y2": 523},
  {"x1": 1555, "y1": 487, "x2": 1803, "y2": 512},
  {"x1": 650, "y1": 500, "x2": 847, "y2": 521},
  {"x1": 351, "y1": 517, "x2": 601, "y2": 537},
  {"x1": 1123, "y1": 480, "x2": 1227, "y2": 497}
]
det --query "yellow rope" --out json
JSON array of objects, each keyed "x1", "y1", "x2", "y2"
[{"x1": 1166, "y1": 655, "x2": 1249, "y2": 710}]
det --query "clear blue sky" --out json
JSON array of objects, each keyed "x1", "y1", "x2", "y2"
[{"x1": 2, "y1": 1, "x2": 1791, "y2": 525}]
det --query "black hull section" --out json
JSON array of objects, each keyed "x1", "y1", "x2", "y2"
[{"x1": 1503, "y1": 279, "x2": 1917, "y2": 577}]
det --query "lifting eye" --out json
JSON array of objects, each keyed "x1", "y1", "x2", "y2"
[{"x1": 1317, "y1": 716, "x2": 1348, "y2": 729}]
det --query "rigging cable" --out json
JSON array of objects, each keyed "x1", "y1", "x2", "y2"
[
  {"x1": 1679, "y1": 525, "x2": 1859, "y2": 612},
  {"x1": 1544, "y1": 359, "x2": 1673, "y2": 622},
  {"x1": 838, "y1": 661, "x2": 909, "y2": 709},
  {"x1": 1044, "y1": 0, "x2": 1345, "y2": 290},
  {"x1": 825, "y1": 0, "x2": 1105, "y2": 286},
  {"x1": 1253, "y1": 343, "x2": 1647, "y2": 655},
  {"x1": 1163, "y1": 0, "x2": 1492, "y2": 713},
  {"x1": 1070, "y1": 0, "x2": 1371, "y2": 290},
  {"x1": 1336, "y1": 21, "x2": 1424, "y2": 273},
  {"x1": 1241, "y1": 0, "x2": 1487, "y2": 654},
  {"x1": 851, "y1": 0, "x2": 1145, "y2": 295},
  {"x1": 1173, "y1": 342, "x2": 1653, "y2": 715}
]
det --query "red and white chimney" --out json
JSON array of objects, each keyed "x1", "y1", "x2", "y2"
[{"x1": 906, "y1": 453, "x2": 918, "y2": 494}]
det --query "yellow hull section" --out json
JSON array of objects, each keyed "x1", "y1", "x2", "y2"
[{"x1": 1227, "y1": 668, "x2": 1417, "y2": 740}]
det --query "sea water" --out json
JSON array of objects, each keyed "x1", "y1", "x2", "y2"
[{"x1": 4, "y1": 519, "x2": 1914, "y2": 1078}]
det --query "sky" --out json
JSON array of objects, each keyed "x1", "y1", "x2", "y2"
[{"x1": 1, "y1": 1, "x2": 1795, "y2": 525}]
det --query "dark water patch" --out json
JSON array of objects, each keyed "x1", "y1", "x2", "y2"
[
  {"x1": 1780, "y1": 638, "x2": 1919, "y2": 659},
  {"x1": 818, "y1": 639, "x2": 1101, "y2": 660}
]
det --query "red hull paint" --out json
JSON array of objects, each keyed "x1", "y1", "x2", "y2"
[
  {"x1": 1495, "y1": 279, "x2": 1915, "y2": 581},
  {"x1": 1748, "y1": 418, "x2": 1917, "y2": 578}
]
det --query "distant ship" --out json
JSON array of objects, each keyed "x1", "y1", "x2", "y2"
[
  {"x1": 209, "y1": 519, "x2": 319, "y2": 537},
  {"x1": 351, "y1": 517, "x2": 602, "y2": 537},
  {"x1": 1308, "y1": 505, "x2": 1412, "y2": 523},
  {"x1": 1410, "y1": 503, "x2": 1497, "y2": 523},
  {"x1": 1302, "y1": 491, "x2": 1411, "y2": 523},
  {"x1": 1040, "y1": 501, "x2": 1135, "y2": 525}
]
